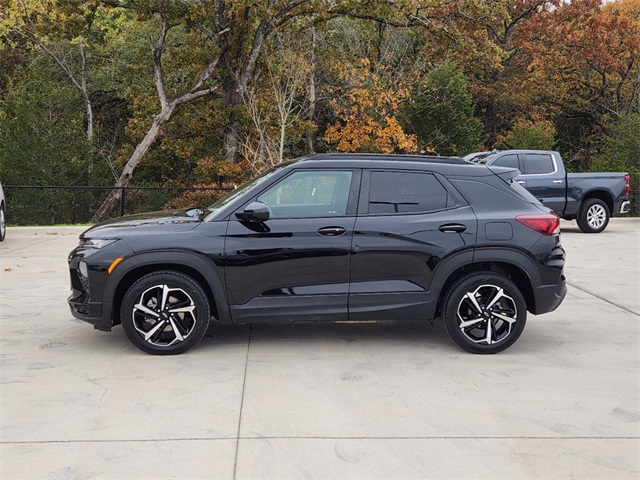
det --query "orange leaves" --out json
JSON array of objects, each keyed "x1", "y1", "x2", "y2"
[
  {"x1": 516, "y1": 0, "x2": 640, "y2": 118},
  {"x1": 324, "y1": 61, "x2": 417, "y2": 154}
]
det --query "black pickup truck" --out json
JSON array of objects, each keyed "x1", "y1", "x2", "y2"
[{"x1": 465, "y1": 150, "x2": 631, "y2": 233}]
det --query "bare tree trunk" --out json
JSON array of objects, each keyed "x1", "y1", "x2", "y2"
[
  {"x1": 306, "y1": 23, "x2": 317, "y2": 153},
  {"x1": 90, "y1": 105, "x2": 175, "y2": 222},
  {"x1": 223, "y1": 20, "x2": 271, "y2": 163},
  {"x1": 222, "y1": 74, "x2": 243, "y2": 163},
  {"x1": 79, "y1": 43, "x2": 93, "y2": 144}
]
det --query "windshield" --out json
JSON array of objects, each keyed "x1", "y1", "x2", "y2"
[{"x1": 205, "y1": 165, "x2": 286, "y2": 214}]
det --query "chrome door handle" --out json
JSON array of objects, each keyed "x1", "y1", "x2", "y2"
[{"x1": 552, "y1": 180, "x2": 563, "y2": 184}]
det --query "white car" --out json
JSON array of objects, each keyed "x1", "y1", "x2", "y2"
[{"x1": 0, "y1": 181, "x2": 5, "y2": 241}]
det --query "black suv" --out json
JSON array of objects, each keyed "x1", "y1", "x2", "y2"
[{"x1": 68, "y1": 154, "x2": 566, "y2": 355}]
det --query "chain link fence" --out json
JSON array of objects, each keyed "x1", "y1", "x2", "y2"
[{"x1": 3, "y1": 185, "x2": 233, "y2": 226}]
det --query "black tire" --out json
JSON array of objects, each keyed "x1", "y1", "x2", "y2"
[
  {"x1": 577, "y1": 198, "x2": 609, "y2": 233},
  {"x1": 443, "y1": 272, "x2": 527, "y2": 354},
  {"x1": 121, "y1": 271, "x2": 210, "y2": 355},
  {"x1": 0, "y1": 205, "x2": 5, "y2": 242}
]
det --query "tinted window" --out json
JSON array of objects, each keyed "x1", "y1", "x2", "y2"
[
  {"x1": 368, "y1": 171, "x2": 448, "y2": 214},
  {"x1": 493, "y1": 154, "x2": 519, "y2": 169},
  {"x1": 524, "y1": 154, "x2": 555, "y2": 174},
  {"x1": 258, "y1": 170, "x2": 352, "y2": 218}
]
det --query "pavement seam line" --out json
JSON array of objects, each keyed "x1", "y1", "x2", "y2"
[
  {"x1": 233, "y1": 324, "x2": 252, "y2": 480},
  {"x1": 567, "y1": 281, "x2": 639, "y2": 317},
  {"x1": 3, "y1": 436, "x2": 638, "y2": 444}
]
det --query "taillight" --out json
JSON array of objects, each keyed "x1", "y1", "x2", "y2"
[
  {"x1": 625, "y1": 175, "x2": 630, "y2": 195},
  {"x1": 516, "y1": 214, "x2": 560, "y2": 235}
]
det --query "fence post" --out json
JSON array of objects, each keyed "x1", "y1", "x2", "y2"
[{"x1": 120, "y1": 187, "x2": 125, "y2": 217}]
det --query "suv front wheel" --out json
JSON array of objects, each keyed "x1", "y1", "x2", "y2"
[
  {"x1": 442, "y1": 272, "x2": 527, "y2": 354},
  {"x1": 121, "y1": 271, "x2": 210, "y2": 355}
]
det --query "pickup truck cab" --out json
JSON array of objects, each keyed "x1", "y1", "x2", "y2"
[{"x1": 465, "y1": 150, "x2": 631, "y2": 233}]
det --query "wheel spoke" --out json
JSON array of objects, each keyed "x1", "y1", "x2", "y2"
[
  {"x1": 484, "y1": 319, "x2": 494, "y2": 344},
  {"x1": 144, "y1": 319, "x2": 167, "y2": 341},
  {"x1": 133, "y1": 303, "x2": 159, "y2": 318},
  {"x1": 160, "y1": 285, "x2": 171, "y2": 311},
  {"x1": 464, "y1": 292, "x2": 483, "y2": 314},
  {"x1": 168, "y1": 305, "x2": 196, "y2": 314},
  {"x1": 459, "y1": 317, "x2": 485, "y2": 329},
  {"x1": 493, "y1": 311, "x2": 516, "y2": 324},
  {"x1": 485, "y1": 287, "x2": 505, "y2": 310},
  {"x1": 168, "y1": 318, "x2": 184, "y2": 342}
]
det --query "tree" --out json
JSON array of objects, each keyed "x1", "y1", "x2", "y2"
[
  {"x1": 405, "y1": 60, "x2": 482, "y2": 156},
  {"x1": 495, "y1": 116, "x2": 556, "y2": 150},
  {"x1": 591, "y1": 113, "x2": 640, "y2": 198},
  {"x1": 241, "y1": 38, "x2": 311, "y2": 173},
  {"x1": 0, "y1": 61, "x2": 99, "y2": 223},
  {"x1": 519, "y1": 0, "x2": 640, "y2": 126},
  {"x1": 324, "y1": 58, "x2": 417, "y2": 153},
  {"x1": 0, "y1": 0, "x2": 125, "y2": 144}
]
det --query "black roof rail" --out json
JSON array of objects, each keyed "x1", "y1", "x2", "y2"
[{"x1": 298, "y1": 153, "x2": 470, "y2": 165}]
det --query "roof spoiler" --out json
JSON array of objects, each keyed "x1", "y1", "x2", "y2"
[{"x1": 487, "y1": 166, "x2": 522, "y2": 181}]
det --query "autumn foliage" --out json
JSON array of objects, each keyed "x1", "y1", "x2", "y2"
[{"x1": 0, "y1": 0, "x2": 638, "y2": 222}]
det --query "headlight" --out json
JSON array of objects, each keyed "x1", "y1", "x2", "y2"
[{"x1": 79, "y1": 238, "x2": 117, "y2": 249}]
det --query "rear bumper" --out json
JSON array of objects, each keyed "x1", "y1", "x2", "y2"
[
  {"x1": 531, "y1": 275, "x2": 567, "y2": 314},
  {"x1": 619, "y1": 200, "x2": 631, "y2": 214}
]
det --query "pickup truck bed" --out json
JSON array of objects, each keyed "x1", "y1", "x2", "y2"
[{"x1": 465, "y1": 150, "x2": 631, "y2": 233}]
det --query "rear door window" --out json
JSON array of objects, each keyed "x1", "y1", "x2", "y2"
[
  {"x1": 523, "y1": 153, "x2": 555, "y2": 175},
  {"x1": 366, "y1": 171, "x2": 449, "y2": 214}
]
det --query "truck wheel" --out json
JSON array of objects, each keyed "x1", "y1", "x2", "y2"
[
  {"x1": 121, "y1": 271, "x2": 210, "y2": 355},
  {"x1": 577, "y1": 198, "x2": 609, "y2": 233},
  {"x1": 442, "y1": 273, "x2": 527, "y2": 354},
  {"x1": 0, "y1": 205, "x2": 5, "y2": 241}
]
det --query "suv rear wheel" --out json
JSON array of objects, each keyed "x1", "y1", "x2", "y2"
[
  {"x1": 443, "y1": 272, "x2": 527, "y2": 354},
  {"x1": 121, "y1": 271, "x2": 210, "y2": 355}
]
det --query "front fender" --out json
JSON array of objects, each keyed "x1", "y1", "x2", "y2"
[{"x1": 104, "y1": 250, "x2": 231, "y2": 324}]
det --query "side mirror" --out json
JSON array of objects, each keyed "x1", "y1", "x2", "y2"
[{"x1": 236, "y1": 201, "x2": 270, "y2": 222}]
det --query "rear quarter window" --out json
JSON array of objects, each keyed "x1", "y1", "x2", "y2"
[{"x1": 450, "y1": 177, "x2": 539, "y2": 210}]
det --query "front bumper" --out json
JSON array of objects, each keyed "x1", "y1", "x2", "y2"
[
  {"x1": 67, "y1": 243, "x2": 123, "y2": 332},
  {"x1": 68, "y1": 289, "x2": 113, "y2": 331}
]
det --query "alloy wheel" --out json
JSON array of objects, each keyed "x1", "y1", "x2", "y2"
[
  {"x1": 586, "y1": 204, "x2": 607, "y2": 230},
  {"x1": 132, "y1": 284, "x2": 197, "y2": 347},
  {"x1": 456, "y1": 284, "x2": 518, "y2": 345}
]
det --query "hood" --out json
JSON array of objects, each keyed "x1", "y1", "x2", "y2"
[{"x1": 81, "y1": 208, "x2": 203, "y2": 239}]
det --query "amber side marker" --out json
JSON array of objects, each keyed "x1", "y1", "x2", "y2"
[{"x1": 108, "y1": 257, "x2": 124, "y2": 274}]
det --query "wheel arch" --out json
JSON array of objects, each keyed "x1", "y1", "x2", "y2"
[
  {"x1": 105, "y1": 251, "x2": 230, "y2": 326},
  {"x1": 581, "y1": 189, "x2": 613, "y2": 214},
  {"x1": 434, "y1": 249, "x2": 539, "y2": 316}
]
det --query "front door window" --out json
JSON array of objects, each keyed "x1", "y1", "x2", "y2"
[{"x1": 258, "y1": 170, "x2": 353, "y2": 218}]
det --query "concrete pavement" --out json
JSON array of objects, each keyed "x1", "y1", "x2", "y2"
[{"x1": 1, "y1": 219, "x2": 638, "y2": 479}]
